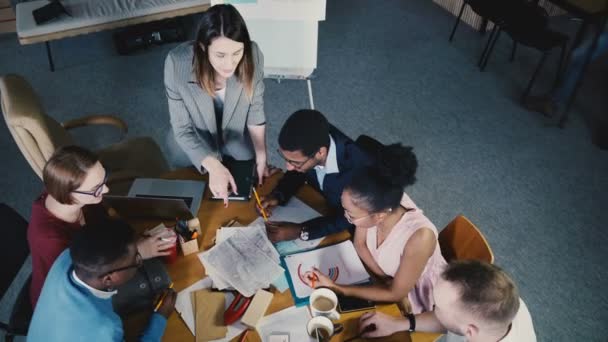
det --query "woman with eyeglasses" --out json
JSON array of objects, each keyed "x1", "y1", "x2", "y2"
[
  {"x1": 306, "y1": 144, "x2": 447, "y2": 314},
  {"x1": 165, "y1": 4, "x2": 274, "y2": 206},
  {"x1": 27, "y1": 146, "x2": 175, "y2": 308}
]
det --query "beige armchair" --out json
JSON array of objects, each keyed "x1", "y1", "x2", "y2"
[{"x1": 0, "y1": 74, "x2": 170, "y2": 194}]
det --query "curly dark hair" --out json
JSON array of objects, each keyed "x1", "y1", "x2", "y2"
[{"x1": 346, "y1": 143, "x2": 418, "y2": 212}]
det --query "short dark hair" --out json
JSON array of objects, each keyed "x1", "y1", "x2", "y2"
[
  {"x1": 442, "y1": 260, "x2": 520, "y2": 326},
  {"x1": 278, "y1": 110, "x2": 330, "y2": 156},
  {"x1": 346, "y1": 144, "x2": 417, "y2": 212},
  {"x1": 43, "y1": 146, "x2": 99, "y2": 204},
  {"x1": 70, "y1": 219, "x2": 136, "y2": 278}
]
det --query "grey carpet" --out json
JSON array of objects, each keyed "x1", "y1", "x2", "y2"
[{"x1": 1, "y1": 0, "x2": 607, "y2": 341}]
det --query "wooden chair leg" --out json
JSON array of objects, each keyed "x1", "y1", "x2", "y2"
[
  {"x1": 449, "y1": 2, "x2": 467, "y2": 42},
  {"x1": 523, "y1": 51, "x2": 548, "y2": 101}
]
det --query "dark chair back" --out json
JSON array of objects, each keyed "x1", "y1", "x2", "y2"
[
  {"x1": 0, "y1": 203, "x2": 32, "y2": 341},
  {"x1": 0, "y1": 203, "x2": 30, "y2": 297}
]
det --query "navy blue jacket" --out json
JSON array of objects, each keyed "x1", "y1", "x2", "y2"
[{"x1": 273, "y1": 126, "x2": 372, "y2": 239}]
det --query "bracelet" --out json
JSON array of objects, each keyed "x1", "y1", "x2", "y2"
[{"x1": 405, "y1": 312, "x2": 416, "y2": 332}]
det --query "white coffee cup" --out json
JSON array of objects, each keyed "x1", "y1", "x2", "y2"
[
  {"x1": 306, "y1": 316, "x2": 334, "y2": 340},
  {"x1": 309, "y1": 288, "x2": 340, "y2": 320}
]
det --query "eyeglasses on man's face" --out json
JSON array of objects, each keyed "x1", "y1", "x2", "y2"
[
  {"x1": 277, "y1": 149, "x2": 315, "y2": 168},
  {"x1": 73, "y1": 174, "x2": 108, "y2": 198},
  {"x1": 99, "y1": 252, "x2": 143, "y2": 278}
]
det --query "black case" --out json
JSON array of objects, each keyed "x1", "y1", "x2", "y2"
[
  {"x1": 33, "y1": 1, "x2": 71, "y2": 25},
  {"x1": 113, "y1": 19, "x2": 187, "y2": 55}
]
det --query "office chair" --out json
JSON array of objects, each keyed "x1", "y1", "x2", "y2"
[
  {"x1": 438, "y1": 215, "x2": 494, "y2": 263},
  {"x1": 0, "y1": 74, "x2": 170, "y2": 194},
  {"x1": 0, "y1": 203, "x2": 33, "y2": 342},
  {"x1": 479, "y1": 1, "x2": 568, "y2": 100}
]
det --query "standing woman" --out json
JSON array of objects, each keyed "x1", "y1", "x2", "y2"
[
  {"x1": 164, "y1": 4, "x2": 271, "y2": 205},
  {"x1": 28, "y1": 146, "x2": 174, "y2": 308},
  {"x1": 307, "y1": 144, "x2": 447, "y2": 314}
]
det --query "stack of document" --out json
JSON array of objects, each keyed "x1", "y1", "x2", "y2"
[{"x1": 198, "y1": 225, "x2": 284, "y2": 297}]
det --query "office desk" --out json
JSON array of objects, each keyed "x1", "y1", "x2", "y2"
[{"x1": 125, "y1": 167, "x2": 440, "y2": 342}]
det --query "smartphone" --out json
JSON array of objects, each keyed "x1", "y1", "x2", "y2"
[{"x1": 338, "y1": 295, "x2": 375, "y2": 313}]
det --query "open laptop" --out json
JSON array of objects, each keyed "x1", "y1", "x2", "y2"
[{"x1": 103, "y1": 178, "x2": 206, "y2": 219}]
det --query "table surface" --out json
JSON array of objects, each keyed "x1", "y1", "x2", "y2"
[{"x1": 125, "y1": 168, "x2": 440, "y2": 342}]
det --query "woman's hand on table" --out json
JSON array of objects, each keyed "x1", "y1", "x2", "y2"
[
  {"x1": 304, "y1": 267, "x2": 336, "y2": 289},
  {"x1": 256, "y1": 160, "x2": 280, "y2": 186},
  {"x1": 137, "y1": 229, "x2": 176, "y2": 259},
  {"x1": 202, "y1": 157, "x2": 237, "y2": 207}
]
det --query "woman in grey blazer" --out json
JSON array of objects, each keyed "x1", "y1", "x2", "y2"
[{"x1": 164, "y1": 4, "x2": 271, "y2": 205}]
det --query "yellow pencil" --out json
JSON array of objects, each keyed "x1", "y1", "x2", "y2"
[
  {"x1": 252, "y1": 188, "x2": 268, "y2": 221},
  {"x1": 154, "y1": 282, "x2": 174, "y2": 312}
]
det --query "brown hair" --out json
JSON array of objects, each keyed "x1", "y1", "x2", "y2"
[
  {"x1": 193, "y1": 4, "x2": 254, "y2": 99},
  {"x1": 43, "y1": 146, "x2": 99, "y2": 204},
  {"x1": 442, "y1": 260, "x2": 520, "y2": 326}
]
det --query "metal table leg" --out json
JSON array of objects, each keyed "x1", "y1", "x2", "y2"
[{"x1": 45, "y1": 41, "x2": 55, "y2": 72}]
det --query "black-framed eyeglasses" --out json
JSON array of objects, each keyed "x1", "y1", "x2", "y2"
[
  {"x1": 277, "y1": 149, "x2": 314, "y2": 168},
  {"x1": 73, "y1": 174, "x2": 108, "y2": 198},
  {"x1": 98, "y1": 252, "x2": 142, "y2": 278}
]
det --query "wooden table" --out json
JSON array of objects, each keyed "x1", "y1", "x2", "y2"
[{"x1": 126, "y1": 168, "x2": 440, "y2": 342}]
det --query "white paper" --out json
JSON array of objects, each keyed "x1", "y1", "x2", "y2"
[
  {"x1": 267, "y1": 197, "x2": 321, "y2": 223},
  {"x1": 199, "y1": 228, "x2": 284, "y2": 297},
  {"x1": 256, "y1": 306, "x2": 315, "y2": 342},
  {"x1": 174, "y1": 277, "x2": 247, "y2": 341},
  {"x1": 215, "y1": 226, "x2": 279, "y2": 263},
  {"x1": 283, "y1": 240, "x2": 370, "y2": 298}
]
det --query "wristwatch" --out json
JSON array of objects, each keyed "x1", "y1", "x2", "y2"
[
  {"x1": 405, "y1": 312, "x2": 416, "y2": 332},
  {"x1": 299, "y1": 226, "x2": 310, "y2": 241}
]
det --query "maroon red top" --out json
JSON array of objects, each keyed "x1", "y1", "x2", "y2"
[{"x1": 27, "y1": 193, "x2": 106, "y2": 308}]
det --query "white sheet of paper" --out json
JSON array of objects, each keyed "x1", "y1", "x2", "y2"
[
  {"x1": 174, "y1": 277, "x2": 247, "y2": 340},
  {"x1": 199, "y1": 228, "x2": 284, "y2": 296},
  {"x1": 283, "y1": 240, "x2": 370, "y2": 298},
  {"x1": 256, "y1": 306, "x2": 315, "y2": 342},
  {"x1": 267, "y1": 197, "x2": 321, "y2": 223}
]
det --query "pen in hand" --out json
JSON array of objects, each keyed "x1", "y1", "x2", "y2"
[
  {"x1": 154, "y1": 283, "x2": 174, "y2": 312},
  {"x1": 252, "y1": 188, "x2": 268, "y2": 221}
]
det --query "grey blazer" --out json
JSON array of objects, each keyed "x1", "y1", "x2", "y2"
[{"x1": 164, "y1": 41, "x2": 265, "y2": 169}]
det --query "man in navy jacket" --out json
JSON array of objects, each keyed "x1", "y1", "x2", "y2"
[{"x1": 261, "y1": 109, "x2": 372, "y2": 242}]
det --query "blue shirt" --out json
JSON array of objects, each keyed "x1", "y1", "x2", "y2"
[{"x1": 28, "y1": 250, "x2": 167, "y2": 342}]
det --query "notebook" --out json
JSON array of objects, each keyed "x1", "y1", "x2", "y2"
[{"x1": 211, "y1": 158, "x2": 255, "y2": 201}]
